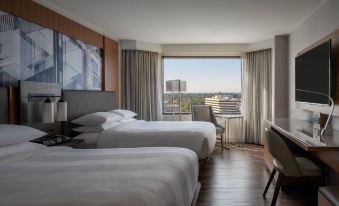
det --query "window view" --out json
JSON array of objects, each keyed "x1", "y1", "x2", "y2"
[{"x1": 163, "y1": 57, "x2": 242, "y2": 114}]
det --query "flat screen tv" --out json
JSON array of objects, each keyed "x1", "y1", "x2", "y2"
[{"x1": 295, "y1": 40, "x2": 332, "y2": 105}]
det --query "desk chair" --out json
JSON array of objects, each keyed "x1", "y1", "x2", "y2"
[
  {"x1": 319, "y1": 186, "x2": 339, "y2": 206},
  {"x1": 191, "y1": 105, "x2": 225, "y2": 149},
  {"x1": 263, "y1": 128, "x2": 323, "y2": 206}
]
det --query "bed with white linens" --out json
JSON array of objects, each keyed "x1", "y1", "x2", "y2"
[
  {"x1": 71, "y1": 111, "x2": 217, "y2": 159},
  {"x1": 0, "y1": 124, "x2": 200, "y2": 206},
  {"x1": 62, "y1": 90, "x2": 217, "y2": 159},
  {"x1": 96, "y1": 120, "x2": 217, "y2": 159}
]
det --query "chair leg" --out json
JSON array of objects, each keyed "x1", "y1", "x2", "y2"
[
  {"x1": 271, "y1": 173, "x2": 284, "y2": 206},
  {"x1": 263, "y1": 169, "x2": 276, "y2": 197},
  {"x1": 221, "y1": 134, "x2": 224, "y2": 150}
]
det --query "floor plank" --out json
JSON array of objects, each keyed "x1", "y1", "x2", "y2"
[{"x1": 196, "y1": 145, "x2": 317, "y2": 206}]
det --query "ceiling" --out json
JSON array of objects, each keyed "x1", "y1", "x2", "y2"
[{"x1": 39, "y1": 0, "x2": 325, "y2": 44}]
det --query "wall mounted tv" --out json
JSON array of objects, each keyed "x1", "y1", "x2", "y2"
[{"x1": 295, "y1": 40, "x2": 332, "y2": 105}]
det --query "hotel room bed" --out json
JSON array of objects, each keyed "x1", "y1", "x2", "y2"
[
  {"x1": 0, "y1": 143, "x2": 200, "y2": 206},
  {"x1": 96, "y1": 120, "x2": 216, "y2": 159},
  {"x1": 61, "y1": 90, "x2": 217, "y2": 160}
]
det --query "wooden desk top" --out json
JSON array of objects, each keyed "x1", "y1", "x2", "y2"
[{"x1": 266, "y1": 118, "x2": 339, "y2": 152}]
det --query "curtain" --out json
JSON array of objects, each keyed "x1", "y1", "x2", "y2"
[
  {"x1": 121, "y1": 50, "x2": 161, "y2": 121},
  {"x1": 243, "y1": 49, "x2": 272, "y2": 144}
]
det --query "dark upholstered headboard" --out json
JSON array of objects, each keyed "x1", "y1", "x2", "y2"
[
  {"x1": 0, "y1": 87, "x2": 9, "y2": 124},
  {"x1": 0, "y1": 87, "x2": 19, "y2": 124},
  {"x1": 62, "y1": 90, "x2": 116, "y2": 137}
]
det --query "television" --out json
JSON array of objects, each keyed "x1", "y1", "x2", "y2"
[{"x1": 295, "y1": 40, "x2": 332, "y2": 105}]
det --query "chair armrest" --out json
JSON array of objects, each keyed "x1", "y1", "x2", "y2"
[{"x1": 215, "y1": 122, "x2": 225, "y2": 129}]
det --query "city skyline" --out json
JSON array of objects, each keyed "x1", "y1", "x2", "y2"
[{"x1": 164, "y1": 58, "x2": 242, "y2": 93}]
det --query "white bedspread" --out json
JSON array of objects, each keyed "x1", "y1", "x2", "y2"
[
  {"x1": 0, "y1": 146, "x2": 199, "y2": 206},
  {"x1": 97, "y1": 120, "x2": 216, "y2": 159}
]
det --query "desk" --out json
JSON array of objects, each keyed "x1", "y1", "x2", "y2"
[
  {"x1": 266, "y1": 118, "x2": 339, "y2": 173},
  {"x1": 216, "y1": 114, "x2": 244, "y2": 149}
]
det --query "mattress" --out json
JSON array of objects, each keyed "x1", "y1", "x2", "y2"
[
  {"x1": 0, "y1": 145, "x2": 199, "y2": 206},
  {"x1": 97, "y1": 120, "x2": 217, "y2": 159}
]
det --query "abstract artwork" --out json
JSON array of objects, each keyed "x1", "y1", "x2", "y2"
[{"x1": 0, "y1": 10, "x2": 102, "y2": 90}]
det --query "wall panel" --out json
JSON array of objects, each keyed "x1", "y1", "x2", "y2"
[
  {"x1": 0, "y1": 0, "x2": 13, "y2": 13},
  {"x1": 103, "y1": 37, "x2": 120, "y2": 107}
]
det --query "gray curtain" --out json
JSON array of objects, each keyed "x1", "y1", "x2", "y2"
[
  {"x1": 121, "y1": 50, "x2": 161, "y2": 121},
  {"x1": 243, "y1": 49, "x2": 272, "y2": 144}
]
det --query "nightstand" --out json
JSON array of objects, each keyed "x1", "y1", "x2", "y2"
[
  {"x1": 50, "y1": 139, "x2": 84, "y2": 147},
  {"x1": 32, "y1": 135, "x2": 83, "y2": 148}
]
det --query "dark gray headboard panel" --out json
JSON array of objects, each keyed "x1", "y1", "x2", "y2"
[
  {"x1": 0, "y1": 87, "x2": 9, "y2": 124},
  {"x1": 62, "y1": 90, "x2": 115, "y2": 137}
]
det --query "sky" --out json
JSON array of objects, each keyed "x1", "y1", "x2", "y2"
[{"x1": 164, "y1": 58, "x2": 242, "y2": 93}]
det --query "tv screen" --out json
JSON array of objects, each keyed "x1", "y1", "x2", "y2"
[{"x1": 295, "y1": 40, "x2": 332, "y2": 105}]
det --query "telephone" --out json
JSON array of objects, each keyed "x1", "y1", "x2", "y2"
[{"x1": 32, "y1": 134, "x2": 72, "y2": 146}]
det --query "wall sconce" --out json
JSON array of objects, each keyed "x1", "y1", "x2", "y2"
[
  {"x1": 30, "y1": 94, "x2": 67, "y2": 123},
  {"x1": 43, "y1": 97, "x2": 54, "y2": 123},
  {"x1": 57, "y1": 97, "x2": 67, "y2": 122}
]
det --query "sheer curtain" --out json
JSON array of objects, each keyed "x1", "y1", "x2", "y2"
[
  {"x1": 242, "y1": 49, "x2": 272, "y2": 144},
  {"x1": 121, "y1": 50, "x2": 161, "y2": 121}
]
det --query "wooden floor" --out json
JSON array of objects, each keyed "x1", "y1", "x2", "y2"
[{"x1": 196, "y1": 144, "x2": 318, "y2": 206}]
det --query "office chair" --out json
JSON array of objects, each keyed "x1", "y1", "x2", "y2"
[{"x1": 263, "y1": 128, "x2": 323, "y2": 206}]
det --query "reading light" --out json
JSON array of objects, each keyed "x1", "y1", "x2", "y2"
[
  {"x1": 43, "y1": 97, "x2": 54, "y2": 123},
  {"x1": 57, "y1": 97, "x2": 67, "y2": 121},
  {"x1": 30, "y1": 94, "x2": 68, "y2": 123}
]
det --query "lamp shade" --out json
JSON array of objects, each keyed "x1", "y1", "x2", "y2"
[
  {"x1": 57, "y1": 98, "x2": 67, "y2": 121},
  {"x1": 180, "y1": 80, "x2": 187, "y2": 92},
  {"x1": 166, "y1": 80, "x2": 187, "y2": 92},
  {"x1": 43, "y1": 98, "x2": 54, "y2": 123}
]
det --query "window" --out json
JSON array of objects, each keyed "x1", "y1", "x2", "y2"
[{"x1": 163, "y1": 57, "x2": 242, "y2": 114}]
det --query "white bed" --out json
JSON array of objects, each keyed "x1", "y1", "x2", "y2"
[
  {"x1": 93, "y1": 120, "x2": 217, "y2": 159},
  {"x1": 0, "y1": 143, "x2": 200, "y2": 206}
]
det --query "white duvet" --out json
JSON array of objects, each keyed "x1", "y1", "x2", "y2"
[
  {"x1": 0, "y1": 145, "x2": 199, "y2": 206},
  {"x1": 97, "y1": 120, "x2": 217, "y2": 159}
]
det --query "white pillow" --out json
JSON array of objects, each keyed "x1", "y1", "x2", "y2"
[
  {"x1": 71, "y1": 112, "x2": 123, "y2": 126},
  {"x1": 111, "y1": 109, "x2": 137, "y2": 118},
  {"x1": 74, "y1": 133, "x2": 99, "y2": 145},
  {"x1": 73, "y1": 121, "x2": 122, "y2": 133},
  {"x1": 0, "y1": 124, "x2": 46, "y2": 147},
  {"x1": 120, "y1": 118, "x2": 137, "y2": 123}
]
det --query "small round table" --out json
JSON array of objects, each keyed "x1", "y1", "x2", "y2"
[{"x1": 215, "y1": 114, "x2": 244, "y2": 149}]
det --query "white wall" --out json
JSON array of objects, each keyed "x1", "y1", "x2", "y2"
[
  {"x1": 120, "y1": 39, "x2": 162, "y2": 52},
  {"x1": 274, "y1": 35, "x2": 289, "y2": 119},
  {"x1": 247, "y1": 38, "x2": 274, "y2": 52},
  {"x1": 161, "y1": 43, "x2": 248, "y2": 56},
  {"x1": 289, "y1": 0, "x2": 339, "y2": 124}
]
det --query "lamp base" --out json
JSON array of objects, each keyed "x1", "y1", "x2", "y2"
[
  {"x1": 312, "y1": 112, "x2": 321, "y2": 139},
  {"x1": 322, "y1": 124, "x2": 333, "y2": 136}
]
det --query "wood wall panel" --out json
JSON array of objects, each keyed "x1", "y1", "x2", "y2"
[
  {"x1": 11, "y1": 0, "x2": 20, "y2": 16},
  {"x1": 0, "y1": 0, "x2": 13, "y2": 13},
  {"x1": 297, "y1": 28, "x2": 339, "y2": 104},
  {"x1": 0, "y1": 0, "x2": 104, "y2": 48},
  {"x1": 103, "y1": 37, "x2": 120, "y2": 107},
  {"x1": 19, "y1": 0, "x2": 29, "y2": 20},
  {"x1": 8, "y1": 87, "x2": 19, "y2": 124}
]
